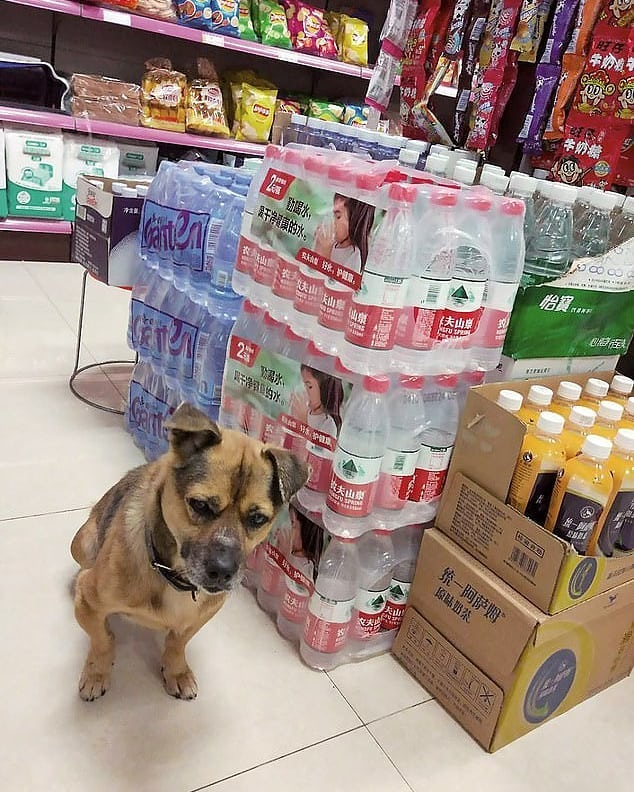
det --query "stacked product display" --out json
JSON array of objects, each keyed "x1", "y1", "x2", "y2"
[{"x1": 125, "y1": 159, "x2": 251, "y2": 457}]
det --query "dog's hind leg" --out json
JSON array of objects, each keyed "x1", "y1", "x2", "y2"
[{"x1": 74, "y1": 569, "x2": 116, "y2": 701}]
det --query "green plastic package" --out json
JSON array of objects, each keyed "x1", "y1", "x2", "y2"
[
  {"x1": 239, "y1": 0, "x2": 258, "y2": 41},
  {"x1": 255, "y1": 0, "x2": 292, "y2": 49},
  {"x1": 308, "y1": 99, "x2": 345, "y2": 123}
]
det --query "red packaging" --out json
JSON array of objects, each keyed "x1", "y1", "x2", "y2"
[
  {"x1": 543, "y1": 53, "x2": 586, "y2": 139},
  {"x1": 614, "y1": 134, "x2": 634, "y2": 187},
  {"x1": 595, "y1": 0, "x2": 634, "y2": 36},
  {"x1": 454, "y1": 0, "x2": 491, "y2": 145},
  {"x1": 571, "y1": 35, "x2": 633, "y2": 117},
  {"x1": 566, "y1": 0, "x2": 604, "y2": 55},
  {"x1": 400, "y1": 0, "x2": 442, "y2": 134},
  {"x1": 550, "y1": 119, "x2": 630, "y2": 188}
]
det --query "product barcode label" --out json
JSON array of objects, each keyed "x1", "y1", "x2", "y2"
[
  {"x1": 204, "y1": 220, "x2": 223, "y2": 270},
  {"x1": 510, "y1": 545, "x2": 539, "y2": 578}
]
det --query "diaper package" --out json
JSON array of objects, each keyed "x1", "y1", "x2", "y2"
[
  {"x1": 4, "y1": 124, "x2": 64, "y2": 218},
  {"x1": 118, "y1": 141, "x2": 159, "y2": 177},
  {"x1": 0, "y1": 126, "x2": 7, "y2": 218},
  {"x1": 61, "y1": 134, "x2": 120, "y2": 220}
]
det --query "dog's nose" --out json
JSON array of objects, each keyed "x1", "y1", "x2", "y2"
[{"x1": 205, "y1": 540, "x2": 241, "y2": 590}]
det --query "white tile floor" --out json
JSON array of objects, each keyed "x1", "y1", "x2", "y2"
[{"x1": 0, "y1": 260, "x2": 632, "y2": 792}]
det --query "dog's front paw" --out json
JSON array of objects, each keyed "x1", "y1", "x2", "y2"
[
  {"x1": 79, "y1": 663, "x2": 111, "y2": 702},
  {"x1": 161, "y1": 666, "x2": 198, "y2": 700}
]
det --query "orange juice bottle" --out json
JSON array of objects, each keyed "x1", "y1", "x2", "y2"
[
  {"x1": 516, "y1": 384, "x2": 553, "y2": 428},
  {"x1": 545, "y1": 435, "x2": 613, "y2": 554},
  {"x1": 508, "y1": 411, "x2": 566, "y2": 525},
  {"x1": 577, "y1": 377, "x2": 609, "y2": 411},
  {"x1": 608, "y1": 374, "x2": 634, "y2": 407},
  {"x1": 549, "y1": 381, "x2": 582, "y2": 420},
  {"x1": 593, "y1": 400, "x2": 624, "y2": 440},
  {"x1": 496, "y1": 389, "x2": 523, "y2": 414},
  {"x1": 588, "y1": 429, "x2": 634, "y2": 557},
  {"x1": 560, "y1": 406, "x2": 596, "y2": 459},
  {"x1": 620, "y1": 397, "x2": 634, "y2": 431}
]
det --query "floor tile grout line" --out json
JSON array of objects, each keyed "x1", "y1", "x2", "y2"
[
  {"x1": 364, "y1": 720, "x2": 418, "y2": 792},
  {"x1": 187, "y1": 724, "x2": 367, "y2": 792},
  {"x1": 325, "y1": 670, "x2": 366, "y2": 723},
  {"x1": 0, "y1": 505, "x2": 90, "y2": 523},
  {"x1": 364, "y1": 695, "x2": 437, "y2": 727}
]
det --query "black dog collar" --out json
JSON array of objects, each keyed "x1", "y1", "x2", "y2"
[{"x1": 146, "y1": 531, "x2": 198, "y2": 601}]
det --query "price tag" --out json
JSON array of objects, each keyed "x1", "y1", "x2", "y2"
[
  {"x1": 102, "y1": 9, "x2": 131, "y2": 26},
  {"x1": 202, "y1": 32, "x2": 226, "y2": 48},
  {"x1": 277, "y1": 50, "x2": 300, "y2": 63}
]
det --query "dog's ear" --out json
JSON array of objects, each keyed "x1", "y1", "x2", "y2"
[
  {"x1": 165, "y1": 404, "x2": 222, "y2": 461},
  {"x1": 263, "y1": 447, "x2": 309, "y2": 505}
]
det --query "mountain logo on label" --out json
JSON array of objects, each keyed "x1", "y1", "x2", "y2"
[
  {"x1": 390, "y1": 584, "x2": 405, "y2": 600},
  {"x1": 341, "y1": 458, "x2": 364, "y2": 478},
  {"x1": 449, "y1": 284, "x2": 471, "y2": 305}
]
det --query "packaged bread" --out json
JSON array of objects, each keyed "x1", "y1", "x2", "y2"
[
  {"x1": 71, "y1": 73, "x2": 140, "y2": 103},
  {"x1": 140, "y1": 58, "x2": 187, "y2": 132},
  {"x1": 186, "y1": 58, "x2": 230, "y2": 136}
]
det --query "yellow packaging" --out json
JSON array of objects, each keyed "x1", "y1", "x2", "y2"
[
  {"x1": 340, "y1": 15, "x2": 369, "y2": 67},
  {"x1": 545, "y1": 435, "x2": 614, "y2": 555},
  {"x1": 588, "y1": 429, "x2": 634, "y2": 557},
  {"x1": 508, "y1": 411, "x2": 566, "y2": 525},
  {"x1": 236, "y1": 83, "x2": 277, "y2": 143},
  {"x1": 549, "y1": 381, "x2": 583, "y2": 420},
  {"x1": 186, "y1": 58, "x2": 230, "y2": 137},
  {"x1": 140, "y1": 58, "x2": 186, "y2": 132},
  {"x1": 621, "y1": 398, "x2": 634, "y2": 431},
  {"x1": 515, "y1": 384, "x2": 553, "y2": 428}
]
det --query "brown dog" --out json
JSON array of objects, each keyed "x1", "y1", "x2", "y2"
[{"x1": 70, "y1": 404, "x2": 307, "y2": 701}]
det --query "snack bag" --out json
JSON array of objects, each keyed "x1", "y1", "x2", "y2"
[
  {"x1": 238, "y1": 0, "x2": 258, "y2": 40},
  {"x1": 550, "y1": 119, "x2": 629, "y2": 188},
  {"x1": 308, "y1": 99, "x2": 344, "y2": 122},
  {"x1": 257, "y1": 0, "x2": 293, "y2": 48},
  {"x1": 176, "y1": 1, "x2": 240, "y2": 36},
  {"x1": 281, "y1": 2, "x2": 337, "y2": 57},
  {"x1": 343, "y1": 103, "x2": 369, "y2": 126},
  {"x1": 326, "y1": 11, "x2": 343, "y2": 57},
  {"x1": 187, "y1": 58, "x2": 230, "y2": 136},
  {"x1": 136, "y1": 0, "x2": 177, "y2": 19},
  {"x1": 141, "y1": 58, "x2": 187, "y2": 132},
  {"x1": 227, "y1": 69, "x2": 259, "y2": 133},
  {"x1": 341, "y1": 15, "x2": 369, "y2": 66},
  {"x1": 276, "y1": 97, "x2": 302, "y2": 114},
  {"x1": 236, "y1": 83, "x2": 277, "y2": 142}
]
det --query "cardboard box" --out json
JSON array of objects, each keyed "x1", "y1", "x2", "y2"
[
  {"x1": 503, "y1": 241, "x2": 634, "y2": 361},
  {"x1": 71, "y1": 176, "x2": 143, "y2": 287},
  {"x1": 488, "y1": 354, "x2": 622, "y2": 382},
  {"x1": 439, "y1": 372, "x2": 634, "y2": 613},
  {"x1": 393, "y1": 530, "x2": 634, "y2": 752}
]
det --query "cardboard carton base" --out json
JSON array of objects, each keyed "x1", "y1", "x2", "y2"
[{"x1": 488, "y1": 355, "x2": 622, "y2": 382}]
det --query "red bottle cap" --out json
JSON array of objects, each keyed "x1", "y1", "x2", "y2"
[{"x1": 363, "y1": 375, "x2": 390, "y2": 393}]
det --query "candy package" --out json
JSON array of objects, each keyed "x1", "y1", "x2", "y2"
[
  {"x1": 571, "y1": 35, "x2": 632, "y2": 118},
  {"x1": 186, "y1": 58, "x2": 230, "y2": 137},
  {"x1": 140, "y1": 58, "x2": 187, "y2": 132},
  {"x1": 238, "y1": 0, "x2": 258, "y2": 40},
  {"x1": 255, "y1": 0, "x2": 292, "y2": 48},
  {"x1": 340, "y1": 15, "x2": 368, "y2": 66},
  {"x1": 235, "y1": 83, "x2": 277, "y2": 142},
  {"x1": 282, "y1": 1, "x2": 338, "y2": 58},
  {"x1": 308, "y1": 98, "x2": 344, "y2": 122},
  {"x1": 135, "y1": 0, "x2": 177, "y2": 20},
  {"x1": 176, "y1": 1, "x2": 240, "y2": 36},
  {"x1": 550, "y1": 119, "x2": 629, "y2": 188}
]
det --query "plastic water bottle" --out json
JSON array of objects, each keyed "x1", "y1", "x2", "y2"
[
  {"x1": 167, "y1": 289, "x2": 205, "y2": 397},
  {"x1": 193, "y1": 294, "x2": 238, "y2": 421},
  {"x1": 610, "y1": 196, "x2": 634, "y2": 249},
  {"x1": 300, "y1": 536, "x2": 359, "y2": 670},
  {"x1": 276, "y1": 550, "x2": 315, "y2": 643},
  {"x1": 256, "y1": 516, "x2": 290, "y2": 614},
  {"x1": 408, "y1": 376, "x2": 460, "y2": 517},
  {"x1": 479, "y1": 169, "x2": 509, "y2": 195},
  {"x1": 573, "y1": 189, "x2": 616, "y2": 259},
  {"x1": 508, "y1": 172, "x2": 537, "y2": 243},
  {"x1": 376, "y1": 376, "x2": 426, "y2": 514},
  {"x1": 395, "y1": 187, "x2": 459, "y2": 374},
  {"x1": 213, "y1": 189, "x2": 247, "y2": 296},
  {"x1": 148, "y1": 272, "x2": 175, "y2": 375},
  {"x1": 125, "y1": 361, "x2": 151, "y2": 451},
  {"x1": 523, "y1": 182, "x2": 575, "y2": 282},
  {"x1": 349, "y1": 530, "x2": 394, "y2": 655},
  {"x1": 381, "y1": 525, "x2": 423, "y2": 632},
  {"x1": 340, "y1": 183, "x2": 416, "y2": 375},
  {"x1": 470, "y1": 197, "x2": 524, "y2": 371},
  {"x1": 324, "y1": 376, "x2": 390, "y2": 534},
  {"x1": 127, "y1": 258, "x2": 154, "y2": 354}
]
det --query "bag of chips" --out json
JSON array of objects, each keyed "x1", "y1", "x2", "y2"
[
  {"x1": 308, "y1": 98, "x2": 345, "y2": 122},
  {"x1": 282, "y1": 1, "x2": 338, "y2": 58},
  {"x1": 340, "y1": 14, "x2": 368, "y2": 66},
  {"x1": 255, "y1": 0, "x2": 293, "y2": 48},
  {"x1": 186, "y1": 58, "x2": 230, "y2": 136},
  {"x1": 276, "y1": 97, "x2": 302, "y2": 114},
  {"x1": 176, "y1": 1, "x2": 239, "y2": 36},
  {"x1": 135, "y1": 0, "x2": 177, "y2": 20},
  {"x1": 343, "y1": 103, "x2": 369, "y2": 126},
  {"x1": 238, "y1": 0, "x2": 258, "y2": 40},
  {"x1": 236, "y1": 83, "x2": 278, "y2": 142},
  {"x1": 141, "y1": 58, "x2": 187, "y2": 132}
]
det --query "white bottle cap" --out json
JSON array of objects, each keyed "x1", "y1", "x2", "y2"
[
  {"x1": 425, "y1": 152, "x2": 449, "y2": 174},
  {"x1": 453, "y1": 161, "x2": 477, "y2": 185},
  {"x1": 598, "y1": 399, "x2": 624, "y2": 422},
  {"x1": 569, "y1": 406, "x2": 596, "y2": 428},
  {"x1": 527, "y1": 384, "x2": 553, "y2": 406},
  {"x1": 480, "y1": 170, "x2": 509, "y2": 193},
  {"x1": 538, "y1": 180, "x2": 557, "y2": 199},
  {"x1": 550, "y1": 183, "x2": 577, "y2": 205},
  {"x1": 405, "y1": 140, "x2": 429, "y2": 153},
  {"x1": 581, "y1": 434, "x2": 612, "y2": 459},
  {"x1": 136, "y1": 184, "x2": 149, "y2": 198},
  {"x1": 291, "y1": 113, "x2": 305, "y2": 125},
  {"x1": 584, "y1": 377, "x2": 609, "y2": 398},
  {"x1": 622, "y1": 196, "x2": 634, "y2": 216},
  {"x1": 509, "y1": 172, "x2": 535, "y2": 197},
  {"x1": 533, "y1": 168, "x2": 550, "y2": 180},
  {"x1": 111, "y1": 181, "x2": 126, "y2": 195},
  {"x1": 536, "y1": 411, "x2": 565, "y2": 435},
  {"x1": 120, "y1": 186, "x2": 138, "y2": 197},
  {"x1": 557, "y1": 381, "x2": 582, "y2": 401},
  {"x1": 614, "y1": 428, "x2": 634, "y2": 453},
  {"x1": 589, "y1": 189, "x2": 619, "y2": 212},
  {"x1": 497, "y1": 389, "x2": 523, "y2": 412},
  {"x1": 625, "y1": 396, "x2": 634, "y2": 417},
  {"x1": 429, "y1": 144, "x2": 450, "y2": 156},
  {"x1": 399, "y1": 148, "x2": 420, "y2": 167},
  {"x1": 611, "y1": 374, "x2": 634, "y2": 396},
  {"x1": 481, "y1": 163, "x2": 505, "y2": 174}
]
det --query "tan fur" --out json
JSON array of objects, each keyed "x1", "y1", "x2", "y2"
[{"x1": 71, "y1": 405, "x2": 307, "y2": 701}]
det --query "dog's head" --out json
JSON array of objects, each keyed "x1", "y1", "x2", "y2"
[{"x1": 158, "y1": 404, "x2": 308, "y2": 594}]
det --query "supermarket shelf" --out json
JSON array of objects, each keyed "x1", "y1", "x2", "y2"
[
  {"x1": 0, "y1": 104, "x2": 266, "y2": 155},
  {"x1": 5, "y1": 0, "x2": 81, "y2": 15},
  {"x1": 0, "y1": 217, "x2": 72, "y2": 234}
]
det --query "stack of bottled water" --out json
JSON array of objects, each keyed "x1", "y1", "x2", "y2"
[{"x1": 125, "y1": 160, "x2": 253, "y2": 458}]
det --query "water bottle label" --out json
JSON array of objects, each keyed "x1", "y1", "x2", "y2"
[
  {"x1": 381, "y1": 578, "x2": 412, "y2": 631},
  {"x1": 228, "y1": 335, "x2": 260, "y2": 367},
  {"x1": 235, "y1": 235, "x2": 258, "y2": 275},
  {"x1": 296, "y1": 247, "x2": 361, "y2": 290},
  {"x1": 351, "y1": 586, "x2": 390, "y2": 639},
  {"x1": 304, "y1": 593, "x2": 355, "y2": 653},
  {"x1": 326, "y1": 448, "x2": 383, "y2": 516},
  {"x1": 272, "y1": 258, "x2": 300, "y2": 299},
  {"x1": 344, "y1": 271, "x2": 408, "y2": 350},
  {"x1": 128, "y1": 377, "x2": 175, "y2": 446},
  {"x1": 599, "y1": 490, "x2": 634, "y2": 556},
  {"x1": 260, "y1": 417, "x2": 278, "y2": 443},
  {"x1": 130, "y1": 298, "x2": 154, "y2": 354},
  {"x1": 306, "y1": 446, "x2": 333, "y2": 492},
  {"x1": 552, "y1": 493, "x2": 604, "y2": 554},
  {"x1": 381, "y1": 447, "x2": 419, "y2": 477},
  {"x1": 204, "y1": 218, "x2": 224, "y2": 272},
  {"x1": 141, "y1": 200, "x2": 209, "y2": 272},
  {"x1": 294, "y1": 269, "x2": 324, "y2": 316},
  {"x1": 396, "y1": 277, "x2": 451, "y2": 348},
  {"x1": 477, "y1": 281, "x2": 519, "y2": 348},
  {"x1": 318, "y1": 281, "x2": 353, "y2": 331},
  {"x1": 260, "y1": 546, "x2": 283, "y2": 594},
  {"x1": 280, "y1": 582, "x2": 311, "y2": 624},
  {"x1": 252, "y1": 247, "x2": 278, "y2": 286},
  {"x1": 409, "y1": 443, "x2": 453, "y2": 502},
  {"x1": 435, "y1": 277, "x2": 485, "y2": 341}
]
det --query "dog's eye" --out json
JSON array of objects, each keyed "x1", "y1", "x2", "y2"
[
  {"x1": 247, "y1": 513, "x2": 269, "y2": 530},
  {"x1": 187, "y1": 498, "x2": 216, "y2": 518}
]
